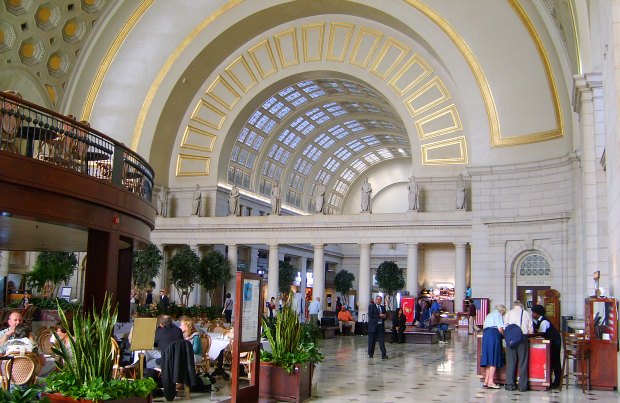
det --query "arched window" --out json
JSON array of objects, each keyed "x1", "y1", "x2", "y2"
[{"x1": 518, "y1": 253, "x2": 551, "y2": 276}]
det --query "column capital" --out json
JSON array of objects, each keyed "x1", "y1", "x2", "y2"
[
  {"x1": 406, "y1": 242, "x2": 419, "y2": 247},
  {"x1": 312, "y1": 243, "x2": 324, "y2": 249},
  {"x1": 453, "y1": 242, "x2": 467, "y2": 248}
]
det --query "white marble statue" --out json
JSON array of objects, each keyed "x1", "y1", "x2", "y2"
[
  {"x1": 192, "y1": 184, "x2": 202, "y2": 216},
  {"x1": 408, "y1": 176, "x2": 419, "y2": 211},
  {"x1": 361, "y1": 178, "x2": 372, "y2": 213},
  {"x1": 229, "y1": 185, "x2": 240, "y2": 216},
  {"x1": 456, "y1": 173, "x2": 466, "y2": 210},
  {"x1": 157, "y1": 189, "x2": 168, "y2": 217},
  {"x1": 315, "y1": 183, "x2": 325, "y2": 214},
  {"x1": 271, "y1": 182, "x2": 281, "y2": 215}
]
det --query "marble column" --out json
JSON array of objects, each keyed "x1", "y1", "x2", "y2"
[
  {"x1": 189, "y1": 244, "x2": 201, "y2": 306},
  {"x1": 0, "y1": 251, "x2": 9, "y2": 277},
  {"x1": 227, "y1": 244, "x2": 238, "y2": 310},
  {"x1": 455, "y1": 243, "x2": 467, "y2": 309},
  {"x1": 406, "y1": 243, "x2": 419, "y2": 296},
  {"x1": 267, "y1": 244, "x2": 279, "y2": 302},
  {"x1": 154, "y1": 244, "x2": 165, "y2": 293},
  {"x1": 313, "y1": 245, "x2": 325, "y2": 311},
  {"x1": 358, "y1": 243, "x2": 371, "y2": 318},
  {"x1": 299, "y1": 256, "x2": 308, "y2": 318}
]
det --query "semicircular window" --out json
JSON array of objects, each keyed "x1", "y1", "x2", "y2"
[{"x1": 518, "y1": 253, "x2": 551, "y2": 276}]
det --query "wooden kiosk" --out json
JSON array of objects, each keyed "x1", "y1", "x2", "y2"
[{"x1": 584, "y1": 296, "x2": 618, "y2": 390}]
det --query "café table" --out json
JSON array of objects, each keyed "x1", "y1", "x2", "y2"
[
  {"x1": 16, "y1": 125, "x2": 57, "y2": 158},
  {"x1": 206, "y1": 332, "x2": 232, "y2": 380}
]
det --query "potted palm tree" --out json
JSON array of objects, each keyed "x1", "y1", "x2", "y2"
[
  {"x1": 259, "y1": 294, "x2": 323, "y2": 402},
  {"x1": 43, "y1": 295, "x2": 157, "y2": 403}
]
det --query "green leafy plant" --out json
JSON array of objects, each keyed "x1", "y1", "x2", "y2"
[
  {"x1": 198, "y1": 249, "x2": 232, "y2": 306},
  {"x1": 45, "y1": 295, "x2": 157, "y2": 400},
  {"x1": 278, "y1": 260, "x2": 297, "y2": 296},
  {"x1": 26, "y1": 251, "x2": 78, "y2": 299},
  {"x1": 168, "y1": 245, "x2": 200, "y2": 306},
  {"x1": 334, "y1": 269, "x2": 355, "y2": 306},
  {"x1": 132, "y1": 243, "x2": 162, "y2": 300},
  {"x1": 0, "y1": 385, "x2": 42, "y2": 403},
  {"x1": 8, "y1": 297, "x2": 79, "y2": 311},
  {"x1": 376, "y1": 261, "x2": 405, "y2": 310},
  {"x1": 261, "y1": 293, "x2": 324, "y2": 374}
]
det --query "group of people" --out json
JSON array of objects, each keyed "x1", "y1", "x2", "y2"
[{"x1": 480, "y1": 300, "x2": 561, "y2": 392}]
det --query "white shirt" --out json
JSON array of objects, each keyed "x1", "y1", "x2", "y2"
[
  {"x1": 504, "y1": 306, "x2": 534, "y2": 334},
  {"x1": 308, "y1": 300, "x2": 321, "y2": 315}
]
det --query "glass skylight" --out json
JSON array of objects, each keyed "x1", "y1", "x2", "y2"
[{"x1": 228, "y1": 77, "x2": 411, "y2": 213}]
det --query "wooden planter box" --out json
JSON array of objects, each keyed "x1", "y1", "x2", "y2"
[
  {"x1": 259, "y1": 362, "x2": 312, "y2": 403},
  {"x1": 43, "y1": 393, "x2": 152, "y2": 403}
]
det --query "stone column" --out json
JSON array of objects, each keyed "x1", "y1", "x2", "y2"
[
  {"x1": 154, "y1": 244, "x2": 165, "y2": 293},
  {"x1": 0, "y1": 251, "x2": 9, "y2": 277},
  {"x1": 299, "y1": 256, "x2": 308, "y2": 320},
  {"x1": 227, "y1": 244, "x2": 238, "y2": 311},
  {"x1": 267, "y1": 244, "x2": 279, "y2": 302},
  {"x1": 358, "y1": 243, "x2": 371, "y2": 319},
  {"x1": 189, "y1": 244, "x2": 201, "y2": 306},
  {"x1": 250, "y1": 247, "x2": 259, "y2": 273},
  {"x1": 406, "y1": 243, "x2": 419, "y2": 296},
  {"x1": 313, "y1": 245, "x2": 325, "y2": 311},
  {"x1": 455, "y1": 243, "x2": 467, "y2": 310}
]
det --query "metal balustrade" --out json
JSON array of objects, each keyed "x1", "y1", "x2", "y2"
[{"x1": 0, "y1": 90, "x2": 154, "y2": 201}]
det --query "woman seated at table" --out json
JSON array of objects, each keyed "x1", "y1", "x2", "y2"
[
  {"x1": 0, "y1": 324, "x2": 36, "y2": 355},
  {"x1": 179, "y1": 316, "x2": 202, "y2": 364}
]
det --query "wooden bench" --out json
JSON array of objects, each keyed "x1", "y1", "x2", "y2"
[
  {"x1": 386, "y1": 328, "x2": 452, "y2": 344},
  {"x1": 321, "y1": 326, "x2": 338, "y2": 339}
]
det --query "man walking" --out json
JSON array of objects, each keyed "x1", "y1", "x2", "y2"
[
  {"x1": 368, "y1": 295, "x2": 388, "y2": 359},
  {"x1": 308, "y1": 297, "x2": 321, "y2": 327},
  {"x1": 504, "y1": 300, "x2": 533, "y2": 392},
  {"x1": 468, "y1": 298, "x2": 480, "y2": 334}
]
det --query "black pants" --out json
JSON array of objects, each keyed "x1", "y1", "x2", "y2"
[
  {"x1": 368, "y1": 324, "x2": 386, "y2": 357},
  {"x1": 550, "y1": 341, "x2": 561, "y2": 386},
  {"x1": 391, "y1": 327, "x2": 405, "y2": 343},
  {"x1": 225, "y1": 309, "x2": 232, "y2": 323}
]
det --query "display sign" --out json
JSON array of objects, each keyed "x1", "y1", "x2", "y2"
[
  {"x1": 241, "y1": 278, "x2": 260, "y2": 343},
  {"x1": 401, "y1": 297, "x2": 416, "y2": 324}
]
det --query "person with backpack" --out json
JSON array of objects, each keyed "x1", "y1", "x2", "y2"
[
  {"x1": 531, "y1": 305, "x2": 562, "y2": 389},
  {"x1": 503, "y1": 300, "x2": 533, "y2": 392}
]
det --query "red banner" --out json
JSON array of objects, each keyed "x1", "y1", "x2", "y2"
[{"x1": 401, "y1": 297, "x2": 416, "y2": 324}]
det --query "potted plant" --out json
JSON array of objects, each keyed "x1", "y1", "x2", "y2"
[
  {"x1": 43, "y1": 295, "x2": 157, "y2": 403},
  {"x1": 168, "y1": 245, "x2": 200, "y2": 307},
  {"x1": 259, "y1": 294, "x2": 324, "y2": 402}
]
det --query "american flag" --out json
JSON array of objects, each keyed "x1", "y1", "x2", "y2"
[{"x1": 474, "y1": 298, "x2": 489, "y2": 327}]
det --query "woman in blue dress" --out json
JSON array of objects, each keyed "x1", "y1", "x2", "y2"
[{"x1": 480, "y1": 304, "x2": 506, "y2": 389}]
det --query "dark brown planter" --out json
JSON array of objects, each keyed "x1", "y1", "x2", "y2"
[
  {"x1": 43, "y1": 392, "x2": 152, "y2": 403},
  {"x1": 259, "y1": 362, "x2": 311, "y2": 402}
]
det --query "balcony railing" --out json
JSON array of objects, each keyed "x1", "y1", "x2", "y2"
[{"x1": 0, "y1": 90, "x2": 154, "y2": 201}]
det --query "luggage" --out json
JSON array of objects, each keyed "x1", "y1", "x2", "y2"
[{"x1": 355, "y1": 314, "x2": 368, "y2": 335}]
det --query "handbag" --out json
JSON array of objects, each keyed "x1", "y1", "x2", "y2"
[{"x1": 504, "y1": 310, "x2": 525, "y2": 348}]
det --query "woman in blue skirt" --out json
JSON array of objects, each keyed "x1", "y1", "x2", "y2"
[{"x1": 480, "y1": 304, "x2": 506, "y2": 389}]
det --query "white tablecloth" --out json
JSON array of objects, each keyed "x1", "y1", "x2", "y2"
[{"x1": 206, "y1": 332, "x2": 230, "y2": 360}]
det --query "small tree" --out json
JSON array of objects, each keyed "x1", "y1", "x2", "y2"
[
  {"x1": 334, "y1": 269, "x2": 355, "y2": 306},
  {"x1": 132, "y1": 243, "x2": 162, "y2": 302},
  {"x1": 278, "y1": 260, "x2": 297, "y2": 296},
  {"x1": 168, "y1": 245, "x2": 200, "y2": 306},
  {"x1": 375, "y1": 261, "x2": 405, "y2": 311},
  {"x1": 199, "y1": 249, "x2": 232, "y2": 306},
  {"x1": 27, "y1": 251, "x2": 78, "y2": 299}
]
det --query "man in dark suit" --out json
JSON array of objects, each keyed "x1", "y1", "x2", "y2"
[
  {"x1": 368, "y1": 295, "x2": 388, "y2": 359},
  {"x1": 146, "y1": 315, "x2": 184, "y2": 368}
]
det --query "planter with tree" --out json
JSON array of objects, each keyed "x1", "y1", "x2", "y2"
[
  {"x1": 168, "y1": 245, "x2": 200, "y2": 307},
  {"x1": 375, "y1": 261, "x2": 405, "y2": 312},
  {"x1": 334, "y1": 270, "x2": 355, "y2": 307},
  {"x1": 260, "y1": 294, "x2": 323, "y2": 402},
  {"x1": 26, "y1": 251, "x2": 78, "y2": 322},
  {"x1": 278, "y1": 260, "x2": 297, "y2": 297},
  {"x1": 198, "y1": 249, "x2": 232, "y2": 308},
  {"x1": 43, "y1": 296, "x2": 157, "y2": 403},
  {"x1": 132, "y1": 243, "x2": 162, "y2": 308}
]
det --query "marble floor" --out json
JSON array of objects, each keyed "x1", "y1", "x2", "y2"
[{"x1": 167, "y1": 328, "x2": 619, "y2": 402}]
